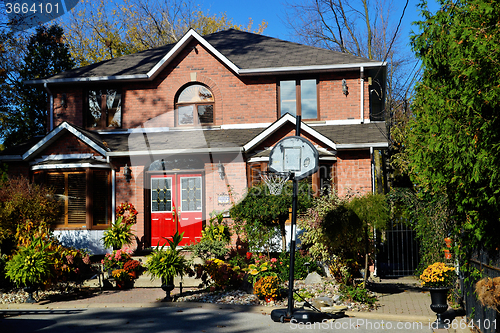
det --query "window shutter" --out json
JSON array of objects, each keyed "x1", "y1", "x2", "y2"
[{"x1": 67, "y1": 173, "x2": 86, "y2": 225}]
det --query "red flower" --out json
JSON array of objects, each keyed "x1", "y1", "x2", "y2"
[{"x1": 246, "y1": 252, "x2": 252, "y2": 260}]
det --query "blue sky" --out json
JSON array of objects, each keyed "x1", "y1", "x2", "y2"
[{"x1": 202, "y1": 0, "x2": 440, "y2": 54}]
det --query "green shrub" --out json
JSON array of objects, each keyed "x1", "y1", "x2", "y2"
[
  {"x1": 187, "y1": 212, "x2": 231, "y2": 260},
  {"x1": 0, "y1": 177, "x2": 60, "y2": 254},
  {"x1": 277, "y1": 251, "x2": 322, "y2": 282},
  {"x1": 5, "y1": 234, "x2": 55, "y2": 287},
  {"x1": 339, "y1": 284, "x2": 377, "y2": 305}
]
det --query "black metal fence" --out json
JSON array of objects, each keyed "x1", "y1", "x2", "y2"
[
  {"x1": 463, "y1": 250, "x2": 500, "y2": 333},
  {"x1": 377, "y1": 221, "x2": 419, "y2": 277}
]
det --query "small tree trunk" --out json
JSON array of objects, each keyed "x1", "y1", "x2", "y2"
[{"x1": 280, "y1": 220, "x2": 287, "y2": 252}]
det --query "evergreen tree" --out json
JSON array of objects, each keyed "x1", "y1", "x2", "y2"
[
  {"x1": 406, "y1": 0, "x2": 500, "y2": 250},
  {"x1": 2, "y1": 25, "x2": 74, "y2": 148}
]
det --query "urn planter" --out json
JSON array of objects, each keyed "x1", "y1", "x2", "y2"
[
  {"x1": 161, "y1": 278, "x2": 175, "y2": 302},
  {"x1": 23, "y1": 284, "x2": 37, "y2": 303},
  {"x1": 427, "y1": 287, "x2": 450, "y2": 329}
]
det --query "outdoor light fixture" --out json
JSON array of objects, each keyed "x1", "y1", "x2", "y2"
[
  {"x1": 123, "y1": 164, "x2": 132, "y2": 182},
  {"x1": 61, "y1": 93, "x2": 67, "y2": 108},
  {"x1": 342, "y1": 79, "x2": 348, "y2": 96},
  {"x1": 217, "y1": 161, "x2": 225, "y2": 180}
]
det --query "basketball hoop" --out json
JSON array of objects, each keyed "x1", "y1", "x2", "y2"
[{"x1": 260, "y1": 171, "x2": 290, "y2": 195}]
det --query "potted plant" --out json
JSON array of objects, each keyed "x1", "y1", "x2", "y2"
[
  {"x1": 102, "y1": 217, "x2": 133, "y2": 250},
  {"x1": 124, "y1": 259, "x2": 142, "y2": 279},
  {"x1": 145, "y1": 231, "x2": 189, "y2": 301},
  {"x1": 4, "y1": 235, "x2": 54, "y2": 303},
  {"x1": 111, "y1": 268, "x2": 133, "y2": 289},
  {"x1": 420, "y1": 262, "x2": 456, "y2": 329}
]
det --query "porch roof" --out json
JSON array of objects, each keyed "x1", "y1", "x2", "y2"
[{"x1": 0, "y1": 121, "x2": 388, "y2": 161}]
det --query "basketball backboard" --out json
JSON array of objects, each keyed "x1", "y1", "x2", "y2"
[{"x1": 268, "y1": 136, "x2": 319, "y2": 180}]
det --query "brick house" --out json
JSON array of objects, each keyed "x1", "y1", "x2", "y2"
[{"x1": 0, "y1": 29, "x2": 388, "y2": 253}]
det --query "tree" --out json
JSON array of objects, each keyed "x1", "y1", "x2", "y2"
[
  {"x1": 348, "y1": 193, "x2": 388, "y2": 284},
  {"x1": 0, "y1": 25, "x2": 74, "y2": 148},
  {"x1": 62, "y1": 0, "x2": 268, "y2": 67},
  {"x1": 230, "y1": 182, "x2": 313, "y2": 253},
  {"x1": 284, "y1": 0, "x2": 412, "y2": 194},
  {"x1": 406, "y1": 0, "x2": 500, "y2": 251}
]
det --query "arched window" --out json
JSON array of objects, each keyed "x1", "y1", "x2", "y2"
[{"x1": 175, "y1": 84, "x2": 214, "y2": 126}]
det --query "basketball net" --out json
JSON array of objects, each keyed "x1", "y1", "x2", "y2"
[{"x1": 260, "y1": 171, "x2": 290, "y2": 195}]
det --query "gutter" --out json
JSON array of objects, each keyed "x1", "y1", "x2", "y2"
[
  {"x1": 336, "y1": 142, "x2": 388, "y2": 149},
  {"x1": 43, "y1": 83, "x2": 54, "y2": 131},
  {"x1": 239, "y1": 62, "x2": 386, "y2": 76},
  {"x1": 106, "y1": 147, "x2": 243, "y2": 157}
]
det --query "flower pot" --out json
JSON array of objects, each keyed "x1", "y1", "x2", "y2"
[
  {"x1": 427, "y1": 287, "x2": 450, "y2": 329},
  {"x1": 23, "y1": 284, "x2": 37, "y2": 303},
  {"x1": 116, "y1": 280, "x2": 134, "y2": 289},
  {"x1": 161, "y1": 277, "x2": 175, "y2": 302}
]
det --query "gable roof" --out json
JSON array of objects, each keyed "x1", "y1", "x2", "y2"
[
  {"x1": 26, "y1": 29, "x2": 385, "y2": 84},
  {"x1": 243, "y1": 113, "x2": 337, "y2": 151},
  {"x1": 22, "y1": 122, "x2": 109, "y2": 161}
]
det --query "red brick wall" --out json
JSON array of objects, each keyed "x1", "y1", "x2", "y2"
[
  {"x1": 204, "y1": 158, "x2": 247, "y2": 220},
  {"x1": 50, "y1": 40, "x2": 371, "y2": 130},
  {"x1": 335, "y1": 150, "x2": 373, "y2": 197},
  {"x1": 40, "y1": 132, "x2": 102, "y2": 156},
  {"x1": 52, "y1": 87, "x2": 84, "y2": 128},
  {"x1": 113, "y1": 159, "x2": 146, "y2": 247}
]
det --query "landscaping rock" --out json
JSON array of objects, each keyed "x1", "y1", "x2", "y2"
[
  {"x1": 304, "y1": 272, "x2": 322, "y2": 285},
  {"x1": 312, "y1": 296, "x2": 334, "y2": 308},
  {"x1": 320, "y1": 305, "x2": 348, "y2": 314}
]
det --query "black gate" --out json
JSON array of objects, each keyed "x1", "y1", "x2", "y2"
[{"x1": 377, "y1": 221, "x2": 419, "y2": 277}]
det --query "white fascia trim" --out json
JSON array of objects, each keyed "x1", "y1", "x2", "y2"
[
  {"x1": 247, "y1": 156, "x2": 269, "y2": 163},
  {"x1": 221, "y1": 122, "x2": 272, "y2": 130},
  {"x1": 243, "y1": 114, "x2": 337, "y2": 151},
  {"x1": 97, "y1": 127, "x2": 171, "y2": 135},
  {"x1": 32, "y1": 163, "x2": 111, "y2": 171},
  {"x1": 31, "y1": 154, "x2": 106, "y2": 165},
  {"x1": 308, "y1": 118, "x2": 372, "y2": 126},
  {"x1": 22, "y1": 122, "x2": 108, "y2": 160},
  {"x1": 336, "y1": 142, "x2": 389, "y2": 149},
  {"x1": 0, "y1": 155, "x2": 23, "y2": 161},
  {"x1": 25, "y1": 74, "x2": 149, "y2": 85},
  {"x1": 147, "y1": 29, "x2": 240, "y2": 79},
  {"x1": 238, "y1": 62, "x2": 386, "y2": 76},
  {"x1": 107, "y1": 147, "x2": 243, "y2": 157}
]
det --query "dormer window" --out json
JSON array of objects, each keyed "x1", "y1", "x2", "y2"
[
  {"x1": 175, "y1": 84, "x2": 214, "y2": 126},
  {"x1": 86, "y1": 89, "x2": 122, "y2": 128}
]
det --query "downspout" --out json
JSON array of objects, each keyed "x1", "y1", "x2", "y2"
[
  {"x1": 370, "y1": 146, "x2": 378, "y2": 277},
  {"x1": 360, "y1": 67, "x2": 364, "y2": 124},
  {"x1": 107, "y1": 155, "x2": 116, "y2": 223},
  {"x1": 43, "y1": 83, "x2": 54, "y2": 131}
]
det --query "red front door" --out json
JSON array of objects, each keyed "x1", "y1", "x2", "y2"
[
  {"x1": 150, "y1": 173, "x2": 203, "y2": 247},
  {"x1": 151, "y1": 175, "x2": 175, "y2": 247},
  {"x1": 177, "y1": 174, "x2": 203, "y2": 246}
]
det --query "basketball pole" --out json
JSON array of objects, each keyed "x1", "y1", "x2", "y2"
[{"x1": 286, "y1": 115, "x2": 301, "y2": 318}]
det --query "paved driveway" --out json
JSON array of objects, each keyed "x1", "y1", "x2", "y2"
[{"x1": 1, "y1": 305, "x2": 434, "y2": 333}]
